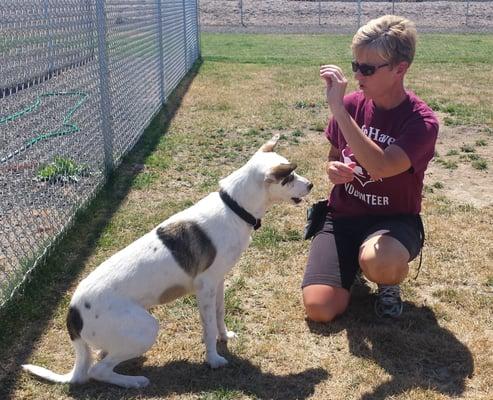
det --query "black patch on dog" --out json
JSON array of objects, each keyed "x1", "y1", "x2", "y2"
[
  {"x1": 156, "y1": 221, "x2": 217, "y2": 276},
  {"x1": 67, "y1": 306, "x2": 83, "y2": 341},
  {"x1": 84, "y1": 301, "x2": 91, "y2": 309}
]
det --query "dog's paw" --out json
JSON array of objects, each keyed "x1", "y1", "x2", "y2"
[
  {"x1": 218, "y1": 330, "x2": 237, "y2": 342},
  {"x1": 121, "y1": 375, "x2": 150, "y2": 389},
  {"x1": 207, "y1": 354, "x2": 228, "y2": 369}
]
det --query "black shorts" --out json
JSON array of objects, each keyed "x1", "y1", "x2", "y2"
[{"x1": 302, "y1": 213, "x2": 424, "y2": 290}]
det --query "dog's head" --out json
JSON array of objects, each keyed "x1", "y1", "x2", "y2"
[{"x1": 254, "y1": 134, "x2": 313, "y2": 205}]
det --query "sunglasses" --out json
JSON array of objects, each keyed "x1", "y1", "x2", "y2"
[{"x1": 351, "y1": 61, "x2": 389, "y2": 76}]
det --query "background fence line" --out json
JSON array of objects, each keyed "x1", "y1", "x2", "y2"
[
  {"x1": 0, "y1": 0, "x2": 200, "y2": 307},
  {"x1": 199, "y1": 0, "x2": 493, "y2": 33}
]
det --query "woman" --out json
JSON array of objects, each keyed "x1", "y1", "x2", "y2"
[{"x1": 302, "y1": 15, "x2": 439, "y2": 320}]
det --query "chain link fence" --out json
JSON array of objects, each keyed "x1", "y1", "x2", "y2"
[
  {"x1": 0, "y1": 0, "x2": 200, "y2": 307},
  {"x1": 200, "y1": 0, "x2": 493, "y2": 33}
]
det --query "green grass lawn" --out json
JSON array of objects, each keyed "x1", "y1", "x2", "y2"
[{"x1": 1, "y1": 33, "x2": 492, "y2": 400}]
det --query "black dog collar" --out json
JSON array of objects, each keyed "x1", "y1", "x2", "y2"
[{"x1": 219, "y1": 189, "x2": 261, "y2": 230}]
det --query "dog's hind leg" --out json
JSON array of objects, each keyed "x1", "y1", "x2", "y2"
[
  {"x1": 87, "y1": 303, "x2": 158, "y2": 388},
  {"x1": 196, "y1": 279, "x2": 228, "y2": 368},
  {"x1": 216, "y1": 279, "x2": 236, "y2": 342}
]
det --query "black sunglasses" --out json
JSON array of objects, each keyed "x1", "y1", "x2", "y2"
[{"x1": 351, "y1": 61, "x2": 389, "y2": 76}]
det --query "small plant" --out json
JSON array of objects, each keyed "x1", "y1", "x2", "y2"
[
  {"x1": 432, "y1": 181, "x2": 444, "y2": 189},
  {"x1": 35, "y1": 156, "x2": 89, "y2": 184},
  {"x1": 294, "y1": 100, "x2": 316, "y2": 109},
  {"x1": 294, "y1": 100, "x2": 308, "y2": 109},
  {"x1": 471, "y1": 158, "x2": 488, "y2": 170},
  {"x1": 460, "y1": 144, "x2": 476, "y2": 153},
  {"x1": 475, "y1": 139, "x2": 487, "y2": 146},
  {"x1": 423, "y1": 184, "x2": 433, "y2": 194},
  {"x1": 292, "y1": 129, "x2": 304, "y2": 137},
  {"x1": 312, "y1": 121, "x2": 325, "y2": 132},
  {"x1": 446, "y1": 149, "x2": 459, "y2": 156},
  {"x1": 436, "y1": 158, "x2": 458, "y2": 170}
]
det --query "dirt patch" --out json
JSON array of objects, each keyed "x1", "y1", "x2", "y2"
[{"x1": 425, "y1": 113, "x2": 492, "y2": 208}]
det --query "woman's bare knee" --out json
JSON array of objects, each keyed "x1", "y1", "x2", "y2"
[
  {"x1": 305, "y1": 304, "x2": 338, "y2": 322},
  {"x1": 302, "y1": 284, "x2": 350, "y2": 322}
]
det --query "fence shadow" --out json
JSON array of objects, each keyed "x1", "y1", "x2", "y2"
[
  {"x1": 307, "y1": 293, "x2": 474, "y2": 400},
  {"x1": 65, "y1": 344, "x2": 327, "y2": 399},
  {"x1": 0, "y1": 58, "x2": 203, "y2": 399}
]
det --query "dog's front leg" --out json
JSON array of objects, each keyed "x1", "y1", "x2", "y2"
[
  {"x1": 216, "y1": 279, "x2": 237, "y2": 342},
  {"x1": 196, "y1": 279, "x2": 228, "y2": 368}
]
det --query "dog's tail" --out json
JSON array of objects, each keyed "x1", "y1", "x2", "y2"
[{"x1": 22, "y1": 338, "x2": 92, "y2": 384}]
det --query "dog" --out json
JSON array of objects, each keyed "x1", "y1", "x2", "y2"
[{"x1": 22, "y1": 134, "x2": 313, "y2": 388}]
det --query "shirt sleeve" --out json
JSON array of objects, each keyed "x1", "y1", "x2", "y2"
[{"x1": 393, "y1": 116, "x2": 439, "y2": 172}]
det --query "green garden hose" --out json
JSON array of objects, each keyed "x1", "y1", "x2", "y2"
[{"x1": 0, "y1": 91, "x2": 88, "y2": 164}]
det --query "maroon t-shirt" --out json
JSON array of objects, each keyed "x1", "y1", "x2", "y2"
[{"x1": 326, "y1": 90, "x2": 439, "y2": 218}]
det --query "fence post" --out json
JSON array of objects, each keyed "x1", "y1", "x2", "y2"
[
  {"x1": 95, "y1": 0, "x2": 114, "y2": 176},
  {"x1": 357, "y1": 0, "x2": 361, "y2": 29},
  {"x1": 155, "y1": 0, "x2": 167, "y2": 104},
  {"x1": 318, "y1": 0, "x2": 321, "y2": 26},
  {"x1": 182, "y1": 0, "x2": 189, "y2": 70},
  {"x1": 195, "y1": 0, "x2": 202, "y2": 59},
  {"x1": 239, "y1": 0, "x2": 245, "y2": 27},
  {"x1": 42, "y1": 0, "x2": 54, "y2": 73}
]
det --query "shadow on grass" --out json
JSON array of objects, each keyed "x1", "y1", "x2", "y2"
[
  {"x1": 65, "y1": 345, "x2": 328, "y2": 399},
  {"x1": 0, "y1": 58, "x2": 203, "y2": 399},
  {"x1": 307, "y1": 293, "x2": 474, "y2": 400}
]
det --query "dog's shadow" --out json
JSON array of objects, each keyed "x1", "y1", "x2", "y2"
[
  {"x1": 67, "y1": 344, "x2": 328, "y2": 399},
  {"x1": 307, "y1": 293, "x2": 474, "y2": 400}
]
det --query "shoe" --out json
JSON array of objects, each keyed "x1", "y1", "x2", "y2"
[{"x1": 374, "y1": 284, "x2": 403, "y2": 318}]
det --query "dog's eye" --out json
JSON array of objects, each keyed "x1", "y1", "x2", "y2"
[{"x1": 281, "y1": 174, "x2": 295, "y2": 186}]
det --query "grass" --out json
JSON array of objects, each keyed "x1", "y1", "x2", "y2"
[{"x1": 1, "y1": 33, "x2": 492, "y2": 400}]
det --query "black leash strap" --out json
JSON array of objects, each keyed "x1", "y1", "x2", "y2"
[
  {"x1": 414, "y1": 215, "x2": 426, "y2": 280},
  {"x1": 219, "y1": 189, "x2": 261, "y2": 230}
]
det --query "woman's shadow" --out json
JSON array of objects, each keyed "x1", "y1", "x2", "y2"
[{"x1": 308, "y1": 292, "x2": 474, "y2": 400}]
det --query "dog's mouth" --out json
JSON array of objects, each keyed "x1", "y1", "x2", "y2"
[{"x1": 291, "y1": 197, "x2": 302, "y2": 204}]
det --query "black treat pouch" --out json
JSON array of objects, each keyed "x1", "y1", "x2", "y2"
[{"x1": 303, "y1": 199, "x2": 329, "y2": 240}]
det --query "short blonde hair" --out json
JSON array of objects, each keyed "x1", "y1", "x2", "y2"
[{"x1": 351, "y1": 15, "x2": 417, "y2": 66}]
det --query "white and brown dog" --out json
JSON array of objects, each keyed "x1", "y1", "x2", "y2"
[{"x1": 22, "y1": 134, "x2": 312, "y2": 388}]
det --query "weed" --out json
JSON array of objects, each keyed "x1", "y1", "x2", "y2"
[
  {"x1": 460, "y1": 144, "x2": 476, "y2": 153},
  {"x1": 311, "y1": 121, "x2": 326, "y2": 132},
  {"x1": 475, "y1": 139, "x2": 487, "y2": 146},
  {"x1": 35, "y1": 156, "x2": 89, "y2": 184},
  {"x1": 471, "y1": 158, "x2": 488, "y2": 170},
  {"x1": 446, "y1": 149, "x2": 459, "y2": 156},
  {"x1": 432, "y1": 181, "x2": 444, "y2": 189},
  {"x1": 436, "y1": 158, "x2": 458, "y2": 170}
]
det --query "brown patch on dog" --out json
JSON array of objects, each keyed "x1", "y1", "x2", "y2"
[
  {"x1": 259, "y1": 134, "x2": 280, "y2": 152},
  {"x1": 156, "y1": 221, "x2": 217, "y2": 276},
  {"x1": 266, "y1": 163, "x2": 297, "y2": 182},
  {"x1": 158, "y1": 285, "x2": 188, "y2": 304},
  {"x1": 66, "y1": 307, "x2": 83, "y2": 341}
]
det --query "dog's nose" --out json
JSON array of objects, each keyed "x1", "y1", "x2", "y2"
[{"x1": 307, "y1": 182, "x2": 313, "y2": 191}]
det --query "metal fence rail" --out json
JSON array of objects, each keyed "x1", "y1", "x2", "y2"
[
  {"x1": 0, "y1": 0, "x2": 200, "y2": 307},
  {"x1": 200, "y1": 0, "x2": 493, "y2": 33}
]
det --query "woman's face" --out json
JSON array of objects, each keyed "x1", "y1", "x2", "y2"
[{"x1": 352, "y1": 47, "x2": 403, "y2": 104}]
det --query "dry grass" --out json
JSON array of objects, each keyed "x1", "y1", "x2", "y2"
[{"x1": 1, "y1": 35, "x2": 492, "y2": 400}]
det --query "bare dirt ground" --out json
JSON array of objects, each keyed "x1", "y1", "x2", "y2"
[{"x1": 425, "y1": 114, "x2": 492, "y2": 208}]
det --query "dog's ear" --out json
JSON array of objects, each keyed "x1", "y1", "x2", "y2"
[
  {"x1": 265, "y1": 163, "x2": 297, "y2": 183},
  {"x1": 259, "y1": 134, "x2": 281, "y2": 152}
]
